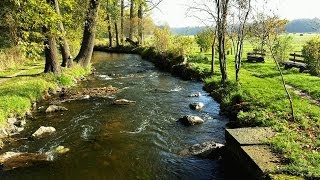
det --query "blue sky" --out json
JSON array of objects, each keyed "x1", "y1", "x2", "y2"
[{"x1": 152, "y1": 0, "x2": 320, "y2": 27}]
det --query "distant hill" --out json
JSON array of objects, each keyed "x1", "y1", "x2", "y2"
[
  {"x1": 171, "y1": 27, "x2": 205, "y2": 36},
  {"x1": 286, "y1": 18, "x2": 320, "y2": 33},
  {"x1": 170, "y1": 19, "x2": 320, "y2": 35}
]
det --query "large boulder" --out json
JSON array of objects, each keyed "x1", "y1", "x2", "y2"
[
  {"x1": 189, "y1": 102, "x2": 205, "y2": 111},
  {"x1": 113, "y1": 99, "x2": 136, "y2": 105},
  {"x1": 178, "y1": 115, "x2": 204, "y2": 126},
  {"x1": 0, "y1": 152, "x2": 50, "y2": 171},
  {"x1": 45, "y1": 105, "x2": 68, "y2": 113},
  {"x1": 32, "y1": 126, "x2": 56, "y2": 139},
  {"x1": 179, "y1": 141, "x2": 225, "y2": 159}
]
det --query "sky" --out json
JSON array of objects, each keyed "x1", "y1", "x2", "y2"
[{"x1": 152, "y1": 0, "x2": 320, "y2": 28}]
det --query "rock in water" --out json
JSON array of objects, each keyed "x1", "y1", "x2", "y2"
[
  {"x1": 179, "y1": 141, "x2": 225, "y2": 159},
  {"x1": 189, "y1": 102, "x2": 205, "y2": 111},
  {"x1": 188, "y1": 92, "x2": 201, "y2": 97},
  {"x1": 32, "y1": 126, "x2": 56, "y2": 139},
  {"x1": 45, "y1": 105, "x2": 68, "y2": 113},
  {"x1": 0, "y1": 152, "x2": 50, "y2": 171},
  {"x1": 54, "y1": 146, "x2": 70, "y2": 154},
  {"x1": 113, "y1": 99, "x2": 136, "y2": 105},
  {"x1": 178, "y1": 116, "x2": 204, "y2": 126}
]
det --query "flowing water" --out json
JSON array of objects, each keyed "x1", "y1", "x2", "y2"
[{"x1": 1, "y1": 52, "x2": 228, "y2": 179}]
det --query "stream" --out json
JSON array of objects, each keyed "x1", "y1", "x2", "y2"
[{"x1": 0, "y1": 52, "x2": 228, "y2": 179}]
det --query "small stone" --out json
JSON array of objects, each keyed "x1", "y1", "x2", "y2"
[
  {"x1": 32, "y1": 126, "x2": 56, "y2": 139},
  {"x1": 0, "y1": 140, "x2": 4, "y2": 149},
  {"x1": 45, "y1": 105, "x2": 68, "y2": 113},
  {"x1": 7, "y1": 118, "x2": 17, "y2": 125},
  {"x1": 189, "y1": 102, "x2": 205, "y2": 111},
  {"x1": 14, "y1": 120, "x2": 26, "y2": 127},
  {"x1": 55, "y1": 146, "x2": 70, "y2": 154},
  {"x1": 32, "y1": 102, "x2": 37, "y2": 110},
  {"x1": 0, "y1": 128, "x2": 9, "y2": 138},
  {"x1": 113, "y1": 99, "x2": 136, "y2": 105},
  {"x1": 179, "y1": 141, "x2": 225, "y2": 158},
  {"x1": 25, "y1": 111, "x2": 33, "y2": 119},
  {"x1": 178, "y1": 115, "x2": 204, "y2": 126},
  {"x1": 189, "y1": 92, "x2": 201, "y2": 97},
  {"x1": 81, "y1": 95, "x2": 90, "y2": 100}
]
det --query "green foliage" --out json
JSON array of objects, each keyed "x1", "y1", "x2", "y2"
[
  {"x1": 302, "y1": 37, "x2": 320, "y2": 76},
  {"x1": 272, "y1": 35, "x2": 293, "y2": 63},
  {"x1": 189, "y1": 41, "x2": 320, "y2": 177},
  {"x1": 195, "y1": 28, "x2": 214, "y2": 52},
  {"x1": 169, "y1": 36, "x2": 194, "y2": 56},
  {"x1": 153, "y1": 26, "x2": 171, "y2": 52}
]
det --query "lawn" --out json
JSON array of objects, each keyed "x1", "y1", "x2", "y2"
[
  {"x1": 0, "y1": 61, "x2": 91, "y2": 125},
  {"x1": 188, "y1": 33, "x2": 320, "y2": 178}
]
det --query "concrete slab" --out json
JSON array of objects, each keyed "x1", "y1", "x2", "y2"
[
  {"x1": 242, "y1": 145, "x2": 282, "y2": 174},
  {"x1": 226, "y1": 127, "x2": 275, "y2": 145}
]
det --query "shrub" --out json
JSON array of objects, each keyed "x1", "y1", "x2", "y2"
[
  {"x1": 302, "y1": 38, "x2": 320, "y2": 76},
  {"x1": 272, "y1": 35, "x2": 293, "y2": 63},
  {"x1": 195, "y1": 28, "x2": 214, "y2": 52},
  {"x1": 153, "y1": 26, "x2": 171, "y2": 53},
  {"x1": 169, "y1": 36, "x2": 194, "y2": 56}
]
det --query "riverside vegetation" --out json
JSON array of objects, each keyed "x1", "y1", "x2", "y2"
[
  {"x1": 1, "y1": 0, "x2": 320, "y2": 178},
  {"x1": 96, "y1": 33, "x2": 320, "y2": 178}
]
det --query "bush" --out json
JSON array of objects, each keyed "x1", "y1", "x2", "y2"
[
  {"x1": 169, "y1": 36, "x2": 194, "y2": 56},
  {"x1": 302, "y1": 38, "x2": 320, "y2": 76},
  {"x1": 153, "y1": 26, "x2": 171, "y2": 53},
  {"x1": 272, "y1": 35, "x2": 293, "y2": 63},
  {"x1": 195, "y1": 28, "x2": 214, "y2": 52}
]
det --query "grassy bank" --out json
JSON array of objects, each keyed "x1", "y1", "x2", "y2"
[
  {"x1": 189, "y1": 51, "x2": 320, "y2": 177},
  {"x1": 0, "y1": 62, "x2": 91, "y2": 126}
]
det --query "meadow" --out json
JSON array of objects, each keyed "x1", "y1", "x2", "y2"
[{"x1": 188, "y1": 33, "x2": 320, "y2": 177}]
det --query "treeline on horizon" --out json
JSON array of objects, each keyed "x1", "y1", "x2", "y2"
[{"x1": 171, "y1": 18, "x2": 320, "y2": 35}]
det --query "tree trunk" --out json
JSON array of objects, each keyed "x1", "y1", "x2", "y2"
[
  {"x1": 120, "y1": 0, "x2": 124, "y2": 44},
  {"x1": 138, "y1": 3, "x2": 143, "y2": 45},
  {"x1": 53, "y1": 0, "x2": 72, "y2": 68},
  {"x1": 211, "y1": 44, "x2": 215, "y2": 74},
  {"x1": 106, "y1": 0, "x2": 113, "y2": 47},
  {"x1": 114, "y1": 22, "x2": 119, "y2": 46},
  {"x1": 44, "y1": 30, "x2": 60, "y2": 74},
  {"x1": 74, "y1": 0, "x2": 100, "y2": 67},
  {"x1": 235, "y1": 0, "x2": 251, "y2": 82},
  {"x1": 268, "y1": 40, "x2": 295, "y2": 121},
  {"x1": 217, "y1": 0, "x2": 229, "y2": 84},
  {"x1": 211, "y1": 30, "x2": 217, "y2": 74},
  {"x1": 129, "y1": 0, "x2": 134, "y2": 40}
]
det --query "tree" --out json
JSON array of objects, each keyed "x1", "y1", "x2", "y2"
[
  {"x1": 216, "y1": 0, "x2": 230, "y2": 84},
  {"x1": 120, "y1": 0, "x2": 124, "y2": 44},
  {"x1": 195, "y1": 28, "x2": 214, "y2": 52},
  {"x1": 230, "y1": 0, "x2": 251, "y2": 82},
  {"x1": 44, "y1": 0, "x2": 61, "y2": 74},
  {"x1": 129, "y1": 0, "x2": 134, "y2": 40},
  {"x1": 264, "y1": 16, "x2": 295, "y2": 121},
  {"x1": 106, "y1": 0, "x2": 113, "y2": 47},
  {"x1": 53, "y1": 0, "x2": 72, "y2": 68},
  {"x1": 74, "y1": 0, "x2": 100, "y2": 67}
]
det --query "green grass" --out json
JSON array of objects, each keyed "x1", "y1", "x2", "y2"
[
  {"x1": 0, "y1": 63, "x2": 91, "y2": 125},
  {"x1": 188, "y1": 35, "x2": 320, "y2": 178}
]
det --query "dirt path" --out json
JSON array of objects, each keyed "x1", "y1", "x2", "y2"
[{"x1": 286, "y1": 84, "x2": 320, "y2": 106}]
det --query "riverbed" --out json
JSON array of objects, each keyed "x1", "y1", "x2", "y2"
[{"x1": 0, "y1": 52, "x2": 228, "y2": 179}]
